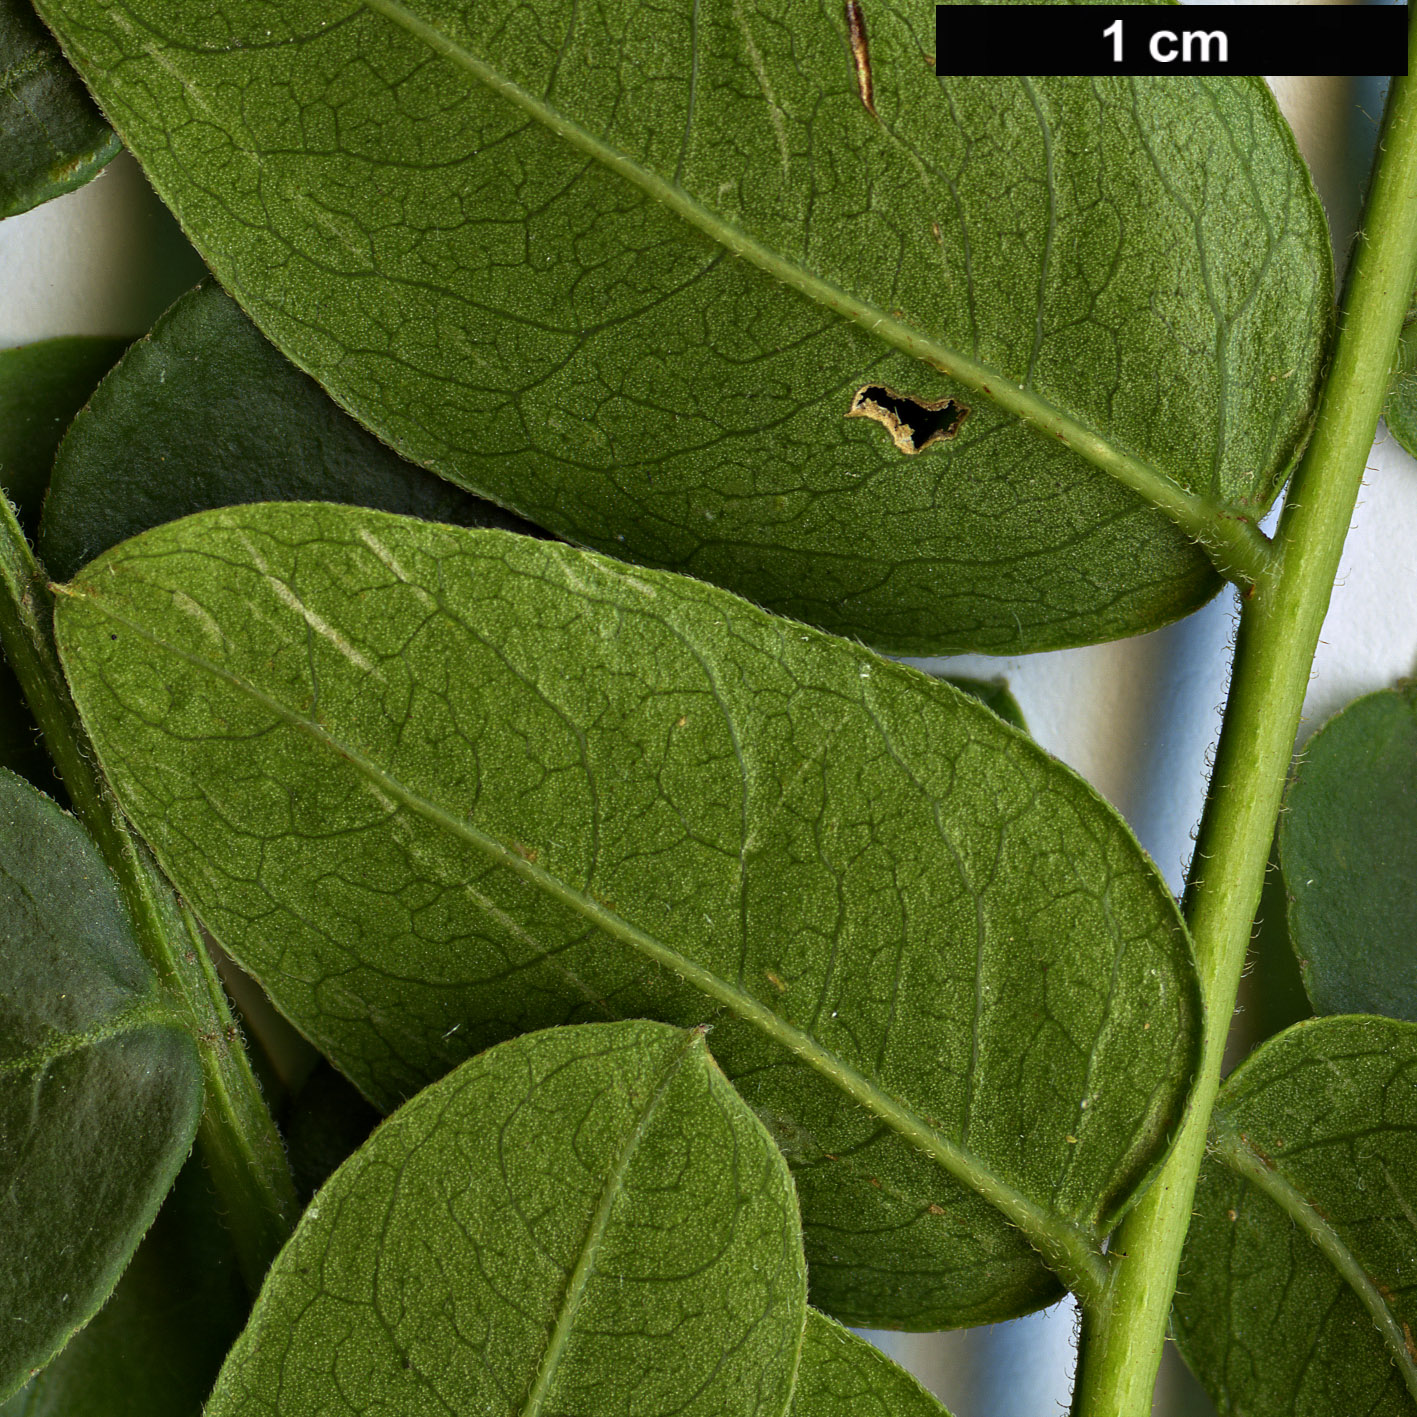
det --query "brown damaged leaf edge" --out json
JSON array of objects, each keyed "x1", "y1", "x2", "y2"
[{"x1": 846, "y1": 384, "x2": 968, "y2": 454}]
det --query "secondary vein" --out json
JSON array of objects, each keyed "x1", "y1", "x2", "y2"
[
  {"x1": 1215, "y1": 1125, "x2": 1417, "y2": 1404},
  {"x1": 0, "y1": 1000, "x2": 177, "y2": 1079},
  {"x1": 360, "y1": 0, "x2": 1274, "y2": 589}
]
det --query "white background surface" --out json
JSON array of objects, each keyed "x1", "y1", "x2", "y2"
[{"x1": 2, "y1": 49, "x2": 1410, "y2": 1417}]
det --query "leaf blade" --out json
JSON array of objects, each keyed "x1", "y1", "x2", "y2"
[
  {"x1": 38, "y1": 282, "x2": 538, "y2": 583},
  {"x1": 55, "y1": 503, "x2": 1199, "y2": 1326},
  {"x1": 0, "y1": 0, "x2": 118, "y2": 218},
  {"x1": 0, "y1": 336, "x2": 127, "y2": 537},
  {"x1": 32, "y1": 0, "x2": 1330, "y2": 650},
  {"x1": 0, "y1": 1156, "x2": 248, "y2": 1417},
  {"x1": 1280, "y1": 685, "x2": 1417, "y2": 1020},
  {"x1": 792, "y1": 1312, "x2": 954, "y2": 1417},
  {"x1": 0, "y1": 769, "x2": 203, "y2": 1402},
  {"x1": 1383, "y1": 315, "x2": 1417, "y2": 457},
  {"x1": 1175, "y1": 1016, "x2": 1417, "y2": 1416},
  {"x1": 206, "y1": 1020, "x2": 806, "y2": 1417}
]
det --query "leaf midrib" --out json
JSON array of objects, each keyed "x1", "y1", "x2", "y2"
[
  {"x1": 1214, "y1": 1121, "x2": 1417, "y2": 1403},
  {"x1": 64, "y1": 582, "x2": 1109, "y2": 1305},
  {"x1": 0, "y1": 1000, "x2": 175, "y2": 1079},
  {"x1": 522, "y1": 1029, "x2": 703, "y2": 1417},
  {"x1": 357, "y1": 0, "x2": 1234, "y2": 562}
]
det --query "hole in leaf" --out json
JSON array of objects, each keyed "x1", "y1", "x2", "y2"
[{"x1": 845, "y1": 385, "x2": 967, "y2": 454}]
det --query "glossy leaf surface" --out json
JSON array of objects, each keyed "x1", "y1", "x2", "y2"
[
  {"x1": 792, "y1": 1313, "x2": 953, "y2": 1417},
  {"x1": 0, "y1": 769, "x2": 203, "y2": 1401},
  {"x1": 0, "y1": 336, "x2": 126, "y2": 536},
  {"x1": 0, "y1": 0, "x2": 117, "y2": 218},
  {"x1": 33, "y1": 0, "x2": 1331, "y2": 652},
  {"x1": 40, "y1": 281, "x2": 536, "y2": 582},
  {"x1": 0, "y1": 1157, "x2": 248, "y2": 1417},
  {"x1": 1280, "y1": 685, "x2": 1417, "y2": 1019},
  {"x1": 55, "y1": 503, "x2": 1200, "y2": 1327},
  {"x1": 207, "y1": 1021, "x2": 805, "y2": 1417},
  {"x1": 1175, "y1": 1017, "x2": 1417, "y2": 1417}
]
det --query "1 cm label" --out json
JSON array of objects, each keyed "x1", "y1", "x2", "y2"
[{"x1": 1102, "y1": 17, "x2": 1229, "y2": 64}]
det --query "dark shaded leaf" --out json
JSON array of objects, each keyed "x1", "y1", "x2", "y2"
[
  {"x1": 39, "y1": 281, "x2": 537, "y2": 582},
  {"x1": 32, "y1": 0, "x2": 1330, "y2": 651},
  {"x1": 940, "y1": 677, "x2": 1027, "y2": 734},
  {"x1": 206, "y1": 1021, "x2": 806, "y2": 1417},
  {"x1": 281, "y1": 1061, "x2": 379, "y2": 1204},
  {"x1": 1280, "y1": 685, "x2": 1417, "y2": 1019},
  {"x1": 0, "y1": 1157, "x2": 247, "y2": 1417},
  {"x1": 0, "y1": 336, "x2": 126, "y2": 536},
  {"x1": 1233, "y1": 841, "x2": 1310, "y2": 1052},
  {"x1": 54, "y1": 503, "x2": 1200, "y2": 1328},
  {"x1": 0, "y1": 660, "x2": 55, "y2": 796},
  {"x1": 0, "y1": 0, "x2": 118, "y2": 218},
  {"x1": 0, "y1": 769, "x2": 203, "y2": 1401},
  {"x1": 1175, "y1": 1016, "x2": 1417, "y2": 1417}
]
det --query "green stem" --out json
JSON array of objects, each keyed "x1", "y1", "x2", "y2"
[
  {"x1": 0, "y1": 498, "x2": 297, "y2": 1291},
  {"x1": 1072, "y1": 50, "x2": 1417, "y2": 1417}
]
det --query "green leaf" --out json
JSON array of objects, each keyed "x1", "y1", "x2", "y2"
[
  {"x1": 1280, "y1": 685, "x2": 1417, "y2": 1020},
  {"x1": 0, "y1": 0, "x2": 118, "y2": 218},
  {"x1": 792, "y1": 1312, "x2": 953, "y2": 1417},
  {"x1": 0, "y1": 660, "x2": 55, "y2": 795},
  {"x1": 0, "y1": 768, "x2": 203, "y2": 1402},
  {"x1": 54, "y1": 503, "x2": 1200, "y2": 1327},
  {"x1": 0, "y1": 1156, "x2": 248, "y2": 1417},
  {"x1": 939, "y1": 677, "x2": 1027, "y2": 734},
  {"x1": 206, "y1": 1020, "x2": 806, "y2": 1417},
  {"x1": 39, "y1": 281, "x2": 539, "y2": 583},
  {"x1": 0, "y1": 336, "x2": 127, "y2": 536},
  {"x1": 31, "y1": 0, "x2": 1331, "y2": 652},
  {"x1": 1383, "y1": 314, "x2": 1417, "y2": 458},
  {"x1": 1174, "y1": 1016, "x2": 1417, "y2": 1417},
  {"x1": 282, "y1": 1062, "x2": 379, "y2": 1204}
]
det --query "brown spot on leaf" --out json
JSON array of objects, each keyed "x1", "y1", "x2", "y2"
[
  {"x1": 928, "y1": 1203, "x2": 946, "y2": 1215},
  {"x1": 846, "y1": 384, "x2": 968, "y2": 454}
]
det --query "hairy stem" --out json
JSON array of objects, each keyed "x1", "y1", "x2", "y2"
[
  {"x1": 0, "y1": 498, "x2": 297, "y2": 1291},
  {"x1": 1072, "y1": 48, "x2": 1417, "y2": 1417}
]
